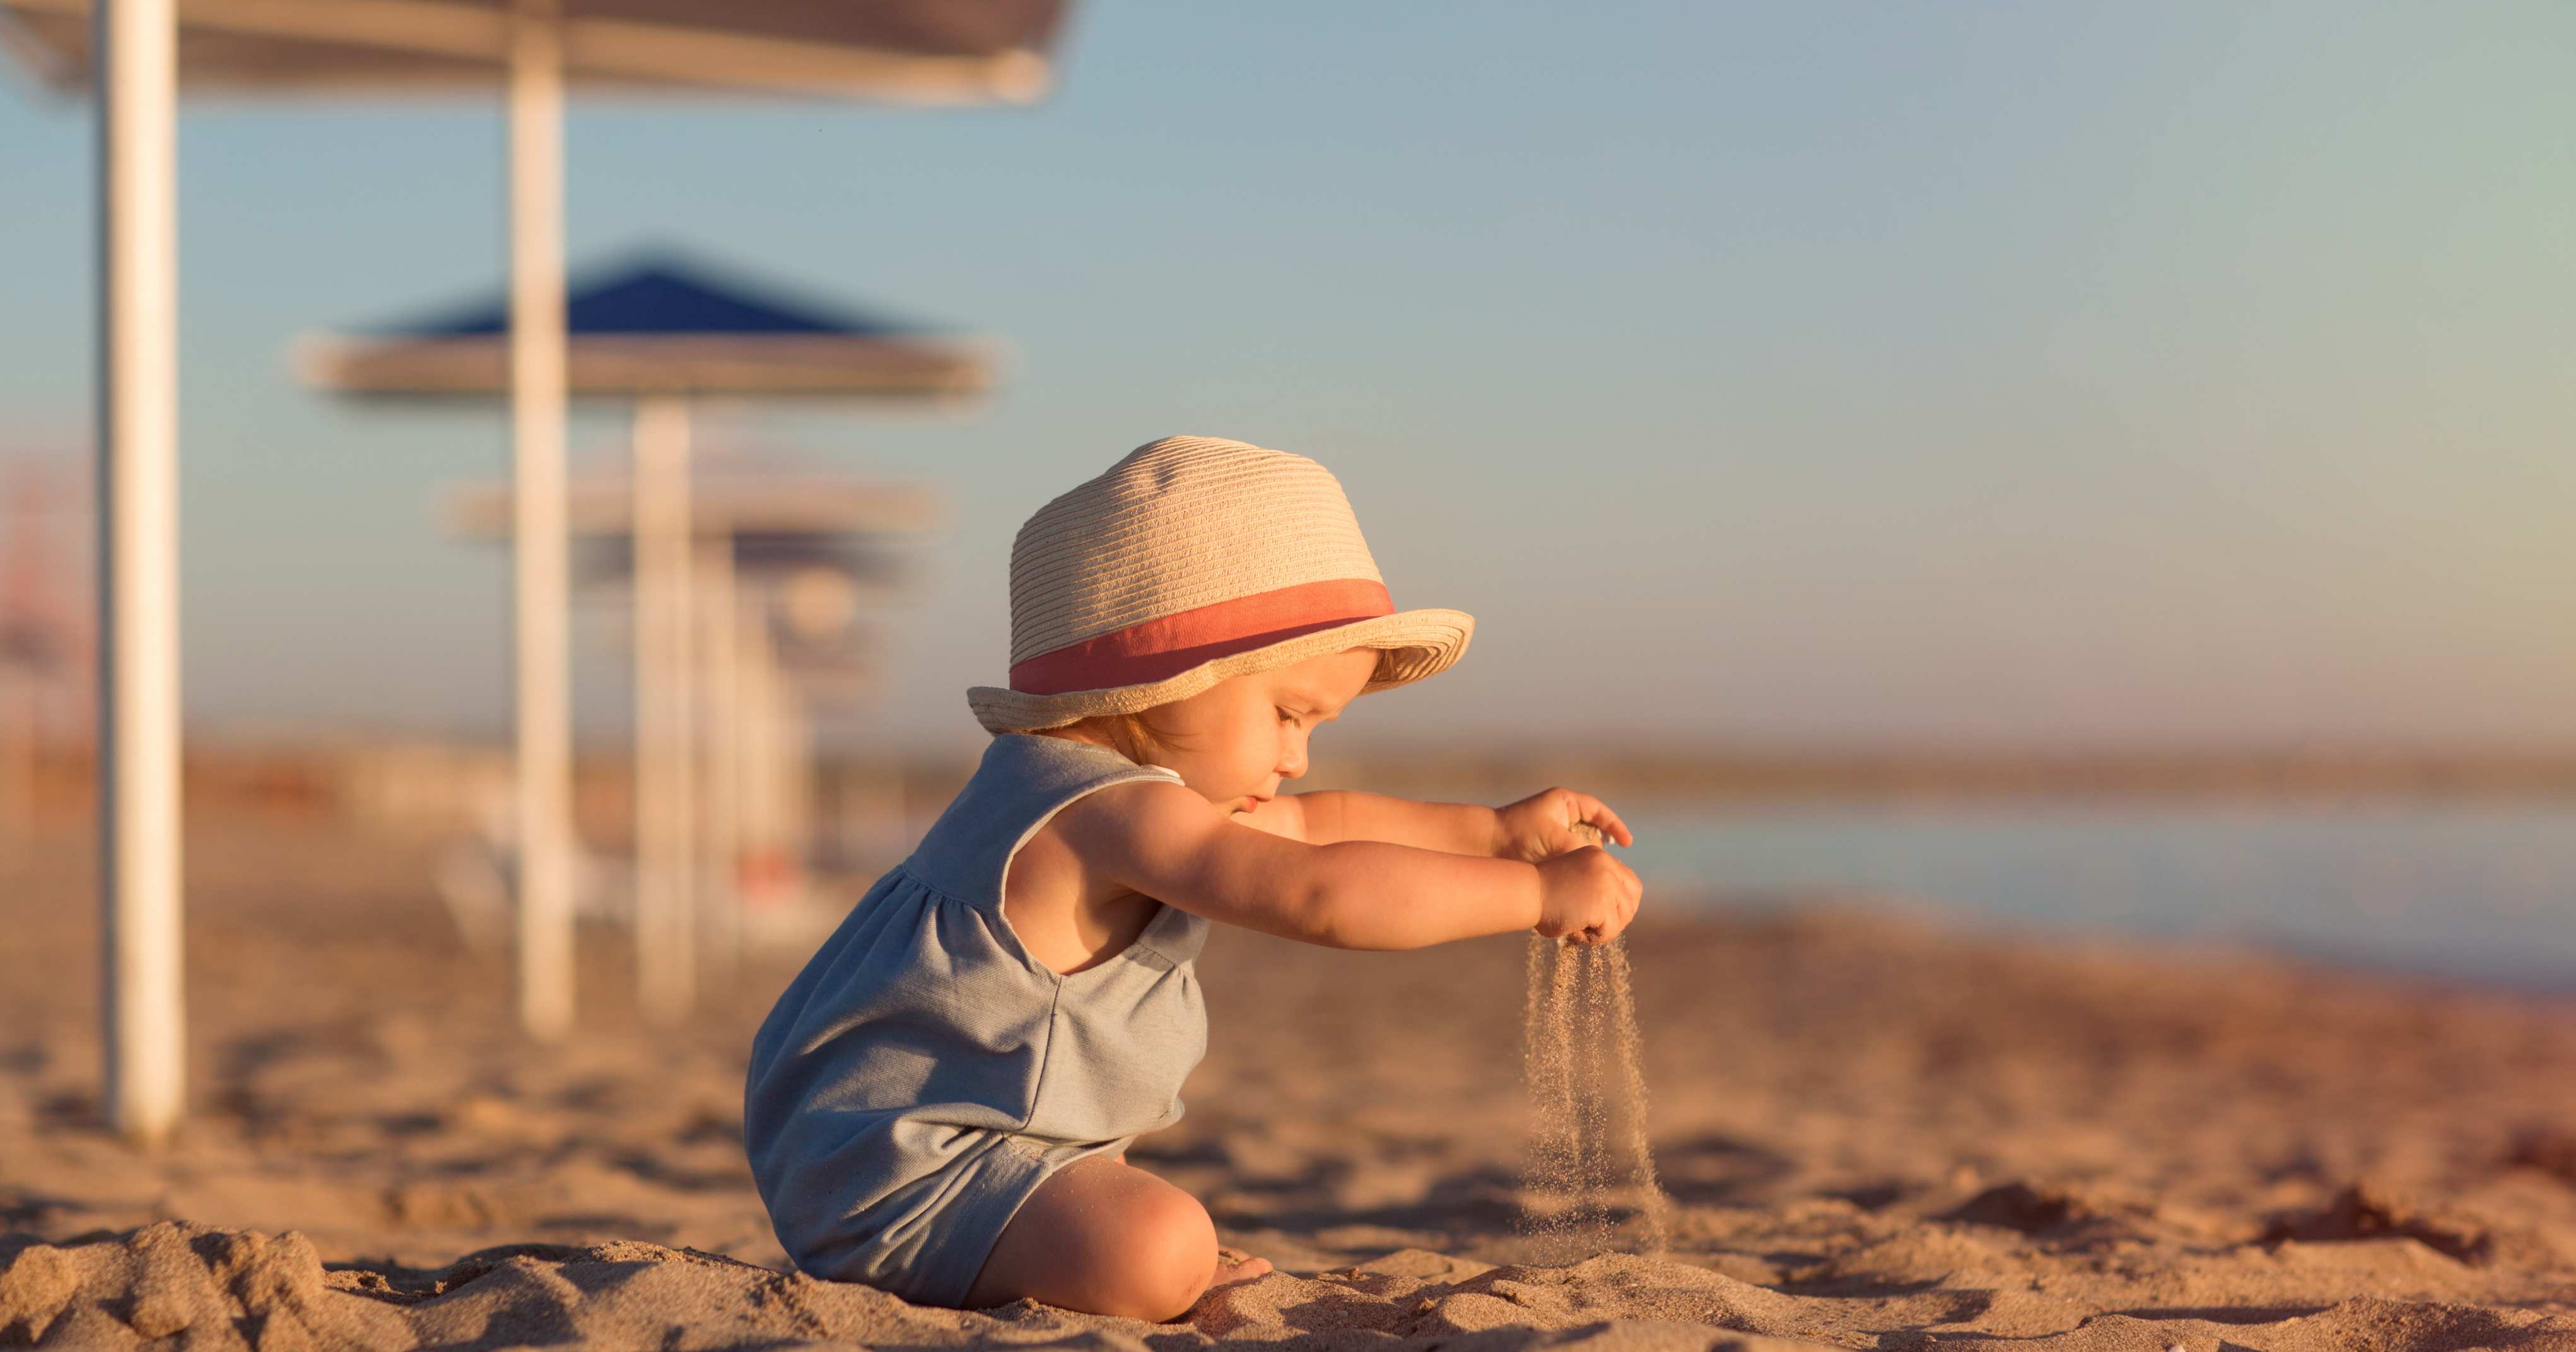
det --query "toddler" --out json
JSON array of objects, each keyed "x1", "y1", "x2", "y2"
[{"x1": 742, "y1": 436, "x2": 1642, "y2": 1321}]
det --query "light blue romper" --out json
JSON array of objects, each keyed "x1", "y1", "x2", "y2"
[{"x1": 742, "y1": 732, "x2": 1211, "y2": 1307}]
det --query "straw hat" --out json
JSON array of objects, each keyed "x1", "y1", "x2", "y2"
[{"x1": 966, "y1": 436, "x2": 1475, "y2": 734}]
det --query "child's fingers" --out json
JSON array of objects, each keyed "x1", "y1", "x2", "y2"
[{"x1": 1565, "y1": 791, "x2": 1633, "y2": 848}]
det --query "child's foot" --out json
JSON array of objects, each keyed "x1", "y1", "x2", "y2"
[
  {"x1": 1180, "y1": 1250, "x2": 1272, "y2": 1324},
  {"x1": 1209, "y1": 1247, "x2": 1272, "y2": 1291}
]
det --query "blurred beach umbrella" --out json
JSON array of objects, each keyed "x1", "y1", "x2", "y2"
[
  {"x1": 296, "y1": 258, "x2": 992, "y2": 401},
  {"x1": 0, "y1": 1, "x2": 1063, "y2": 95},
  {"x1": 309, "y1": 255, "x2": 978, "y2": 1022},
  {"x1": 571, "y1": 536, "x2": 908, "y2": 599},
  {"x1": 319, "y1": 261, "x2": 972, "y2": 1019},
  {"x1": 440, "y1": 450, "x2": 939, "y2": 987},
  {"x1": 0, "y1": 0, "x2": 1065, "y2": 1136},
  {"x1": 440, "y1": 454, "x2": 949, "y2": 538}
]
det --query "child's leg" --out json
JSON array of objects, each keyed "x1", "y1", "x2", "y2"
[{"x1": 961, "y1": 1153, "x2": 1270, "y2": 1320}]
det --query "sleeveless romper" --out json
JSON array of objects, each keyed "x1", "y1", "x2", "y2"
[{"x1": 742, "y1": 732, "x2": 1210, "y2": 1307}]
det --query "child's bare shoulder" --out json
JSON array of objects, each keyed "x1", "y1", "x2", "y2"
[
  {"x1": 1053, "y1": 779, "x2": 1310, "y2": 848},
  {"x1": 1047, "y1": 778, "x2": 1227, "y2": 858},
  {"x1": 1038, "y1": 780, "x2": 1313, "y2": 919},
  {"x1": 1020, "y1": 772, "x2": 1319, "y2": 932}
]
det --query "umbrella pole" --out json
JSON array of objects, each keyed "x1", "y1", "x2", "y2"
[
  {"x1": 737, "y1": 602, "x2": 780, "y2": 908},
  {"x1": 694, "y1": 530, "x2": 741, "y2": 982},
  {"x1": 779, "y1": 677, "x2": 812, "y2": 894},
  {"x1": 631, "y1": 394, "x2": 693, "y2": 1021},
  {"x1": 773, "y1": 674, "x2": 804, "y2": 896},
  {"x1": 96, "y1": 0, "x2": 184, "y2": 1149},
  {"x1": 508, "y1": 0, "x2": 574, "y2": 1042}
]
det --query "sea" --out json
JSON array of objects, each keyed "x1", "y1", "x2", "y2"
[{"x1": 1612, "y1": 798, "x2": 2576, "y2": 994}]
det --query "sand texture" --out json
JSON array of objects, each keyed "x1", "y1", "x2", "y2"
[{"x1": 8, "y1": 815, "x2": 2576, "y2": 1349}]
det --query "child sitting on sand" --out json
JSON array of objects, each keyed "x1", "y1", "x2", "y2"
[{"x1": 742, "y1": 436, "x2": 1643, "y2": 1321}]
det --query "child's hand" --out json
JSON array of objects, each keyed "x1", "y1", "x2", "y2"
[
  {"x1": 1534, "y1": 839, "x2": 1642, "y2": 945},
  {"x1": 1493, "y1": 787, "x2": 1634, "y2": 864}
]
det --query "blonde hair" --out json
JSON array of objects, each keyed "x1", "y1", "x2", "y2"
[{"x1": 1016, "y1": 708, "x2": 1193, "y2": 766}]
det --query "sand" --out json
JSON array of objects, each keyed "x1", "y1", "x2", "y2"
[
  {"x1": 1517, "y1": 819, "x2": 1669, "y2": 1259},
  {"x1": 1520, "y1": 935, "x2": 1669, "y2": 1259},
  {"x1": 9, "y1": 811, "x2": 2576, "y2": 1349}
]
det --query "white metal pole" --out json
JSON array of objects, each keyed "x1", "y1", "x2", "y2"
[
  {"x1": 630, "y1": 394, "x2": 693, "y2": 1020},
  {"x1": 741, "y1": 612, "x2": 805, "y2": 906},
  {"x1": 778, "y1": 677, "x2": 811, "y2": 894},
  {"x1": 96, "y1": 0, "x2": 184, "y2": 1148},
  {"x1": 693, "y1": 531, "x2": 741, "y2": 979},
  {"x1": 737, "y1": 603, "x2": 780, "y2": 903},
  {"x1": 508, "y1": 0, "x2": 574, "y2": 1042}
]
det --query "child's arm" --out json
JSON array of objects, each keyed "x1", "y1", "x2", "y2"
[
  {"x1": 1058, "y1": 780, "x2": 1636, "y2": 950},
  {"x1": 1284, "y1": 791, "x2": 1501, "y2": 855},
  {"x1": 1275, "y1": 786, "x2": 1633, "y2": 863}
]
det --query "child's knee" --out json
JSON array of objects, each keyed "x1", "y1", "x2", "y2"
[{"x1": 1113, "y1": 1187, "x2": 1218, "y2": 1321}]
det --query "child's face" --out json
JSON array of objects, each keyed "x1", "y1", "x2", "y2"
[{"x1": 1147, "y1": 647, "x2": 1379, "y2": 815}]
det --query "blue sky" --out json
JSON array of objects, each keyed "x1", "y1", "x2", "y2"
[{"x1": 2, "y1": 2, "x2": 2570, "y2": 757}]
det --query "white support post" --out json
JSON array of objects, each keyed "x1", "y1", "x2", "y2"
[
  {"x1": 737, "y1": 612, "x2": 807, "y2": 909},
  {"x1": 736, "y1": 602, "x2": 782, "y2": 906},
  {"x1": 96, "y1": 0, "x2": 185, "y2": 1148},
  {"x1": 777, "y1": 677, "x2": 812, "y2": 887},
  {"x1": 630, "y1": 395, "x2": 693, "y2": 1020},
  {"x1": 508, "y1": 0, "x2": 574, "y2": 1042},
  {"x1": 693, "y1": 530, "x2": 741, "y2": 980}
]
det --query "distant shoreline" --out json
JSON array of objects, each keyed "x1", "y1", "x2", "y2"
[
  {"x1": 7, "y1": 742, "x2": 2571, "y2": 842},
  {"x1": 1277, "y1": 746, "x2": 2576, "y2": 805}
]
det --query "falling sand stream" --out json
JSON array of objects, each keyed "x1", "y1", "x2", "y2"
[{"x1": 1519, "y1": 820, "x2": 1670, "y2": 1257}]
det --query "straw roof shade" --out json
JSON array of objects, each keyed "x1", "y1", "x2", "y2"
[
  {"x1": 444, "y1": 469, "x2": 943, "y2": 540},
  {"x1": 0, "y1": 0, "x2": 1067, "y2": 100},
  {"x1": 440, "y1": 457, "x2": 931, "y2": 693}
]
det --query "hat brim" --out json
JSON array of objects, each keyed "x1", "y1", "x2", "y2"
[{"x1": 966, "y1": 607, "x2": 1473, "y2": 735}]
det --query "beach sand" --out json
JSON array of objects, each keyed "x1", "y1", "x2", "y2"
[{"x1": 8, "y1": 812, "x2": 2576, "y2": 1349}]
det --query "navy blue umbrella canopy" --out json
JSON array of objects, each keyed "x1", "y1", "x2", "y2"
[{"x1": 298, "y1": 254, "x2": 990, "y2": 399}]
